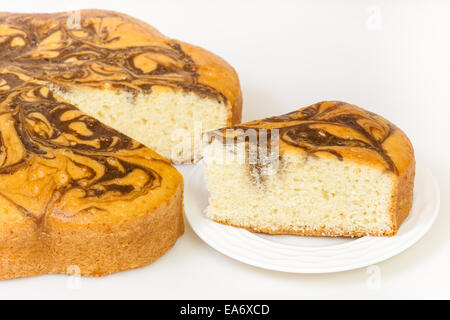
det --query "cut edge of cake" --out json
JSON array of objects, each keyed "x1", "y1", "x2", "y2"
[{"x1": 51, "y1": 85, "x2": 231, "y2": 164}]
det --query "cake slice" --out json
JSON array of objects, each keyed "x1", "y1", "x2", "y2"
[
  {"x1": 204, "y1": 101, "x2": 415, "y2": 237},
  {"x1": 0, "y1": 70, "x2": 184, "y2": 280},
  {"x1": 0, "y1": 10, "x2": 242, "y2": 164}
]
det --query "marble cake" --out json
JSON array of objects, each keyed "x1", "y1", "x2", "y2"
[{"x1": 204, "y1": 101, "x2": 415, "y2": 237}]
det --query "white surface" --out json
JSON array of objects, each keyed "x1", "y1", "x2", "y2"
[
  {"x1": 184, "y1": 163, "x2": 440, "y2": 273},
  {"x1": 0, "y1": 0, "x2": 448, "y2": 299}
]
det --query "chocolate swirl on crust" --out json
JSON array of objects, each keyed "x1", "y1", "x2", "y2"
[
  {"x1": 0, "y1": 11, "x2": 226, "y2": 102},
  {"x1": 212, "y1": 101, "x2": 398, "y2": 174},
  {"x1": 0, "y1": 72, "x2": 163, "y2": 221}
]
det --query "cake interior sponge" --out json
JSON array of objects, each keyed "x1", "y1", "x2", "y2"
[{"x1": 53, "y1": 86, "x2": 229, "y2": 164}]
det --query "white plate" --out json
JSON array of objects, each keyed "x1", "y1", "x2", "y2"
[{"x1": 184, "y1": 162, "x2": 440, "y2": 273}]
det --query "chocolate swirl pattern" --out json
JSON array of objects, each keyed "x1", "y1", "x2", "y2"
[
  {"x1": 0, "y1": 71, "x2": 166, "y2": 222},
  {"x1": 211, "y1": 101, "x2": 408, "y2": 174},
  {"x1": 0, "y1": 11, "x2": 226, "y2": 102}
]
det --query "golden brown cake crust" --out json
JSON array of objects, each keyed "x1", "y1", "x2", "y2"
[
  {"x1": 209, "y1": 101, "x2": 415, "y2": 236},
  {"x1": 0, "y1": 9, "x2": 242, "y2": 125},
  {"x1": 0, "y1": 69, "x2": 184, "y2": 279}
]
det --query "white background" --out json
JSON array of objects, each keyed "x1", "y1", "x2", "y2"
[{"x1": 0, "y1": 0, "x2": 449, "y2": 299}]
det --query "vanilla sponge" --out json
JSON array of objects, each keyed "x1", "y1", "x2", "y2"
[{"x1": 53, "y1": 86, "x2": 229, "y2": 164}]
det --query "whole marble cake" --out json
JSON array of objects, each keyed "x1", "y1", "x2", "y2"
[
  {"x1": 204, "y1": 101, "x2": 415, "y2": 237},
  {"x1": 0, "y1": 10, "x2": 215, "y2": 279}
]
